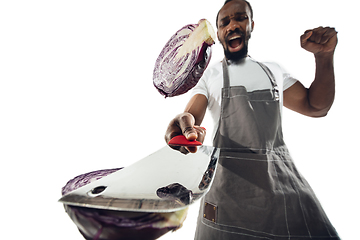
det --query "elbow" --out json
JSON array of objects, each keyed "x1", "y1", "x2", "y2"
[
  {"x1": 307, "y1": 106, "x2": 331, "y2": 118},
  {"x1": 306, "y1": 97, "x2": 334, "y2": 118},
  {"x1": 308, "y1": 95, "x2": 335, "y2": 118},
  {"x1": 310, "y1": 112, "x2": 328, "y2": 118}
]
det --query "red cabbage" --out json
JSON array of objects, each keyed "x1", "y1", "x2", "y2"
[
  {"x1": 156, "y1": 183, "x2": 193, "y2": 205},
  {"x1": 61, "y1": 168, "x2": 122, "y2": 196},
  {"x1": 153, "y1": 19, "x2": 215, "y2": 97},
  {"x1": 62, "y1": 168, "x2": 188, "y2": 240}
]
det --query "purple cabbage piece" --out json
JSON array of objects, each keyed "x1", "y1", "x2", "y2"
[
  {"x1": 62, "y1": 168, "x2": 122, "y2": 196},
  {"x1": 61, "y1": 168, "x2": 183, "y2": 240},
  {"x1": 153, "y1": 20, "x2": 214, "y2": 98},
  {"x1": 156, "y1": 183, "x2": 193, "y2": 205}
]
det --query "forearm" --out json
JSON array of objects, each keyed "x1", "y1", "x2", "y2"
[
  {"x1": 184, "y1": 94, "x2": 208, "y2": 125},
  {"x1": 308, "y1": 53, "x2": 335, "y2": 116},
  {"x1": 164, "y1": 94, "x2": 207, "y2": 153}
]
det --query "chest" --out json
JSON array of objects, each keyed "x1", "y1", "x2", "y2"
[
  {"x1": 207, "y1": 62, "x2": 273, "y2": 107},
  {"x1": 228, "y1": 63, "x2": 272, "y2": 91}
]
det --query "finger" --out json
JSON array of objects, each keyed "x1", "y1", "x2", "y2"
[
  {"x1": 309, "y1": 27, "x2": 338, "y2": 45},
  {"x1": 185, "y1": 146, "x2": 197, "y2": 153},
  {"x1": 300, "y1": 30, "x2": 313, "y2": 45},
  {"x1": 194, "y1": 125, "x2": 206, "y2": 143},
  {"x1": 309, "y1": 27, "x2": 328, "y2": 44},
  {"x1": 325, "y1": 28, "x2": 338, "y2": 38},
  {"x1": 321, "y1": 28, "x2": 338, "y2": 44},
  {"x1": 166, "y1": 141, "x2": 191, "y2": 154},
  {"x1": 177, "y1": 113, "x2": 197, "y2": 140},
  {"x1": 185, "y1": 126, "x2": 207, "y2": 153},
  {"x1": 319, "y1": 27, "x2": 334, "y2": 44},
  {"x1": 180, "y1": 146, "x2": 190, "y2": 154},
  {"x1": 177, "y1": 145, "x2": 192, "y2": 155},
  {"x1": 165, "y1": 119, "x2": 182, "y2": 143}
]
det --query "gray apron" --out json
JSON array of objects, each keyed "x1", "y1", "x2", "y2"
[{"x1": 194, "y1": 59, "x2": 340, "y2": 239}]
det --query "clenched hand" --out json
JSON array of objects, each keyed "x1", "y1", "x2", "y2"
[
  {"x1": 300, "y1": 27, "x2": 338, "y2": 56},
  {"x1": 165, "y1": 113, "x2": 206, "y2": 154}
]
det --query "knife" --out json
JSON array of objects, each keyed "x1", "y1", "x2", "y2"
[{"x1": 59, "y1": 145, "x2": 219, "y2": 213}]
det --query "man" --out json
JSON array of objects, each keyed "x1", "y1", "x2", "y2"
[{"x1": 165, "y1": 0, "x2": 340, "y2": 239}]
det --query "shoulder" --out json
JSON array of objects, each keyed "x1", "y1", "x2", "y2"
[
  {"x1": 261, "y1": 61, "x2": 287, "y2": 75},
  {"x1": 191, "y1": 60, "x2": 223, "y2": 99},
  {"x1": 201, "y1": 60, "x2": 222, "y2": 81},
  {"x1": 259, "y1": 60, "x2": 298, "y2": 91},
  {"x1": 249, "y1": 59, "x2": 294, "y2": 106}
]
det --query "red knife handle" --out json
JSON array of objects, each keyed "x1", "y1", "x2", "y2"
[{"x1": 168, "y1": 127, "x2": 206, "y2": 147}]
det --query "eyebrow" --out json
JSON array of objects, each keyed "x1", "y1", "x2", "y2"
[{"x1": 219, "y1": 12, "x2": 247, "y2": 22}]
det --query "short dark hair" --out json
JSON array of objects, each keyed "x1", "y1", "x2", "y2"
[{"x1": 216, "y1": 0, "x2": 253, "y2": 28}]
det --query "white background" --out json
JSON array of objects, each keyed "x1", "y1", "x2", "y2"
[{"x1": 1, "y1": 0, "x2": 358, "y2": 239}]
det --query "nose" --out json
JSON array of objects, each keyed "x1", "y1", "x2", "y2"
[{"x1": 227, "y1": 19, "x2": 242, "y2": 33}]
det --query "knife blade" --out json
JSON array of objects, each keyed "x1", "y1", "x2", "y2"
[{"x1": 59, "y1": 145, "x2": 219, "y2": 213}]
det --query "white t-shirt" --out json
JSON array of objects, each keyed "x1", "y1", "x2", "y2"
[{"x1": 190, "y1": 57, "x2": 298, "y2": 139}]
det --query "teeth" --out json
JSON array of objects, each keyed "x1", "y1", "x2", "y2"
[{"x1": 229, "y1": 36, "x2": 241, "y2": 40}]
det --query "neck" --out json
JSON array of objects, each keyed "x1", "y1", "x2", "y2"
[{"x1": 227, "y1": 55, "x2": 248, "y2": 64}]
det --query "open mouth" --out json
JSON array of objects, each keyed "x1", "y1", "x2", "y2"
[{"x1": 227, "y1": 35, "x2": 244, "y2": 52}]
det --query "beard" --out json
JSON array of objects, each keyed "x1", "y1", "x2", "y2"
[{"x1": 224, "y1": 43, "x2": 249, "y2": 61}]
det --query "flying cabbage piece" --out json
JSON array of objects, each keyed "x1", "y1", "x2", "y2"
[
  {"x1": 153, "y1": 19, "x2": 216, "y2": 98},
  {"x1": 61, "y1": 168, "x2": 188, "y2": 240}
]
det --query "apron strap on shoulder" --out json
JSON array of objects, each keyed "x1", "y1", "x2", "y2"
[{"x1": 222, "y1": 59, "x2": 230, "y2": 97}]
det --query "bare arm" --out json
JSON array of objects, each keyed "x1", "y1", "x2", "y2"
[
  {"x1": 284, "y1": 27, "x2": 338, "y2": 117},
  {"x1": 184, "y1": 94, "x2": 208, "y2": 125},
  {"x1": 164, "y1": 94, "x2": 208, "y2": 153}
]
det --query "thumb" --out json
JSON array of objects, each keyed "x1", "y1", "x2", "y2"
[
  {"x1": 183, "y1": 127, "x2": 198, "y2": 141},
  {"x1": 177, "y1": 113, "x2": 198, "y2": 140},
  {"x1": 301, "y1": 30, "x2": 313, "y2": 45}
]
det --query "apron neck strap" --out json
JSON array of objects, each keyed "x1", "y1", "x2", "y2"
[
  {"x1": 222, "y1": 58, "x2": 231, "y2": 89},
  {"x1": 256, "y1": 61, "x2": 280, "y2": 101}
]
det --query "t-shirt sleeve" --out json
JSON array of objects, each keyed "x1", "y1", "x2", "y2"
[
  {"x1": 283, "y1": 72, "x2": 298, "y2": 91},
  {"x1": 265, "y1": 62, "x2": 298, "y2": 92},
  {"x1": 278, "y1": 64, "x2": 298, "y2": 91},
  {"x1": 190, "y1": 70, "x2": 210, "y2": 99}
]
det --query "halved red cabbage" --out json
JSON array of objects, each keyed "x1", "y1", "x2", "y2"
[
  {"x1": 153, "y1": 19, "x2": 215, "y2": 98},
  {"x1": 62, "y1": 168, "x2": 188, "y2": 240}
]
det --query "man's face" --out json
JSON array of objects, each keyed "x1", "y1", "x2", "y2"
[{"x1": 217, "y1": 0, "x2": 254, "y2": 61}]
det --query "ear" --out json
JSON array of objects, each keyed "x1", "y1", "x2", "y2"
[
  {"x1": 217, "y1": 31, "x2": 220, "y2": 41},
  {"x1": 251, "y1": 20, "x2": 255, "y2": 32}
]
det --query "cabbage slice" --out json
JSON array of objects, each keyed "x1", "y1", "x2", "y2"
[{"x1": 153, "y1": 19, "x2": 215, "y2": 97}]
